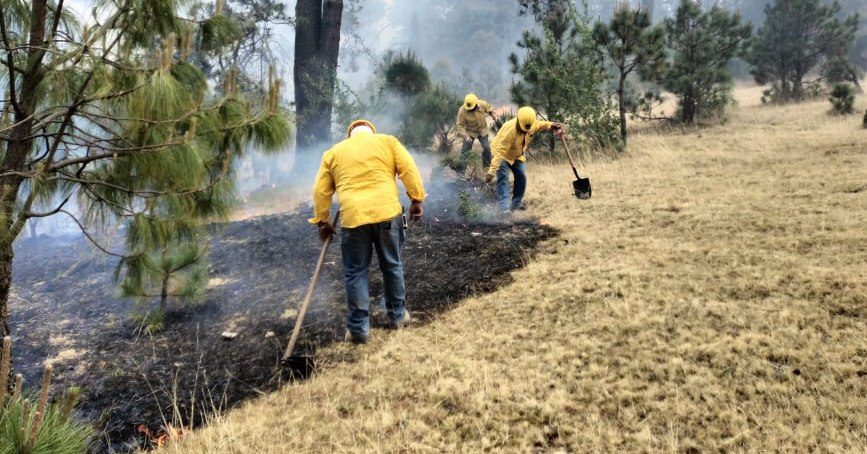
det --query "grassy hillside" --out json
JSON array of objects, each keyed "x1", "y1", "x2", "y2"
[{"x1": 165, "y1": 90, "x2": 867, "y2": 452}]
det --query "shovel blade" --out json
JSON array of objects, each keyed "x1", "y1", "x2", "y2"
[{"x1": 573, "y1": 178, "x2": 591, "y2": 199}]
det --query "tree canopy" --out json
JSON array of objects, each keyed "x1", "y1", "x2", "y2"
[{"x1": 0, "y1": 0, "x2": 292, "y2": 339}]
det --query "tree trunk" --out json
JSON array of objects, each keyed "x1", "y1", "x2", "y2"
[
  {"x1": 617, "y1": 74, "x2": 628, "y2": 145},
  {"x1": 0, "y1": 0, "x2": 49, "y2": 341},
  {"x1": 792, "y1": 71, "x2": 804, "y2": 102},
  {"x1": 28, "y1": 219, "x2": 38, "y2": 239},
  {"x1": 294, "y1": 0, "x2": 344, "y2": 152},
  {"x1": 682, "y1": 92, "x2": 695, "y2": 124},
  {"x1": 0, "y1": 243, "x2": 14, "y2": 339},
  {"x1": 160, "y1": 275, "x2": 169, "y2": 313}
]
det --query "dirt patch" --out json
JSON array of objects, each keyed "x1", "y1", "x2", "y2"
[{"x1": 9, "y1": 177, "x2": 556, "y2": 452}]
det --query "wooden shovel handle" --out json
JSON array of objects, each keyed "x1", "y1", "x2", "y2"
[
  {"x1": 559, "y1": 135, "x2": 582, "y2": 180},
  {"x1": 281, "y1": 211, "x2": 340, "y2": 361}
]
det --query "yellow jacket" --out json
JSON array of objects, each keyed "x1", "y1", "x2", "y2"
[
  {"x1": 487, "y1": 118, "x2": 553, "y2": 175},
  {"x1": 455, "y1": 99, "x2": 494, "y2": 139},
  {"x1": 310, "y1": 133, "x2": 426, "y2": 229}
]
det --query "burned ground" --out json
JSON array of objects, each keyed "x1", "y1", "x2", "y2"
[{"x1": 9, "y1": 177, "x2": 556, "y2": 452}]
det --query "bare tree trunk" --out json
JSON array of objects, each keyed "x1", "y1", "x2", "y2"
[
  {"x1": 294, "y1": 0, "x2": 343, "y2": 152},
  {"x1": 618, "y1": 74, "x2": 628, "y2": 144},
  {"x1": 28, "y1": 219, "x2": 38, "y2": 239}
]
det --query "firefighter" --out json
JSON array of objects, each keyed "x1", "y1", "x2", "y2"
[
  {"x1": 484, "y1": 107, "x2": 565, "y2": 214},
  {"x1": 456, "y1": 93, "x2": 495, "y2": 170},
  {"x1": 310, "y1": 120, "x2": 426, "y2": 344}
]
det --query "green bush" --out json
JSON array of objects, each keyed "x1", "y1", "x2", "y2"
[
  {"x1": 457, "y1": 192, "x2": 482, "y2": 220},
  {"x1": 829, "y1": 84, "x2": 855, "y2": 115},
  {"x1": 383, "y1": 51, "x2": 431, "y2": 97},
  {"x1": 399, "y1": 84, "x2": 460, "y2": 152},
  {"x1": 1, "y1": 391, "x2": 91, "y2": 454},
  {"x1": 1, "y1": 338, "x2": 92, "y2": 454},
  {"x1": 442, "y1": 152, "x2": 472, "y2": 175},
  {"x1": 131, "y1": 307, "x2": 168, "y2": 335}
]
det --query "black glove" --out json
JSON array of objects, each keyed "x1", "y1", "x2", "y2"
[
  {"x1": 317, "y1": 221, "x2": 336, "y2": 242},
  {"x1": 409, "y1": 200, "x2": 424, "y2": 222}
]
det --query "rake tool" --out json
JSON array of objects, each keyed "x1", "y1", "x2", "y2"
[{"x1": 281, "y1": 211, "x2": 340, "y2": 363}]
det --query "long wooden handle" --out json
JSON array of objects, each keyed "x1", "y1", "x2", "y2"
[
  {"x1": 281, "y1": 212, "x2": 340, "y2": 361},
  {"x1": 559, "y1": 135, "x2": 581, "y2": 180}
]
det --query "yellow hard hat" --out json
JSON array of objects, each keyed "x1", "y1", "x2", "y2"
[
  {"x1": 517, "y1": 106, "x2": 536, "y2": 132},
  {"x1": 346, "y1": 119, "x2": 376, "y2": 138},
  {"x1": 463, "y1": 93, "x2": 479, "y2": 111}
]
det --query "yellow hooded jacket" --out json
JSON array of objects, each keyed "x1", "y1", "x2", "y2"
[
  {"x1": 455, "y1": 99, "x2": 494, "y2": 139},
  {"x1": 487, "y1": 118, "x2": 553, "y2": 175},
  {"x1": 309, "y1": 133, "x2": 427, "y2": 229}
]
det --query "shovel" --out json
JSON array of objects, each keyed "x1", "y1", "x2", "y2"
[
  {"x1": 281, "y1": 212, "x2": 340, "y2": 363},
  {"x1": 559, "y1": 135, "x2": 592, "y2": 199}
]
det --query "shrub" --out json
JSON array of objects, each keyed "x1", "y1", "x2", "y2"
[
  {"x1": 863, "y1": 109, "x2": 867, "y2": 128},
  {"x1": 1, "y1": 338, "x2": 92, "y2": 454},
  {"x1": 510, "y1": 0, "x2": 621, "y2": 152},
  {"x1": 400, "y1": 84, "x2": 461, "y2": 153},
  {"x1": 131, "y1": 307, "x2": 168, "y2": 335},
  {"x1": 490, "y1": 110, "x2": 515, "y2": 135},
  {"x1": 457, "y1": 192, "x2": 482, "y2": 220},
  {"x1": 383, "y1": 51, "x2": 431, "y2": 97},
  {"x1": 829, "y1": 84, "x2": 855, "y2": 115},
  {"x1": 442, "y1": 152, "x2": 472, "y2": 175}
]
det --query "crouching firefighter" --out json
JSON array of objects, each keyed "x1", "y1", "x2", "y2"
[
  {"x1": 456, "y1": 93, "x2": 496, "y2": 170},
  {"x1": 484, "y1": 107, "x2": 565, "y2": 214},
  {"x1": 310, "y1": 119, "x2": 427, "y2": 344}
]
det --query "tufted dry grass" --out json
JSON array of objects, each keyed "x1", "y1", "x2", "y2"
[{"x1": 163, "y1": 88, "x2": 867, "y2": 453}]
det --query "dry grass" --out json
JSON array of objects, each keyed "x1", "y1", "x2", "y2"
[{"x1": 164, "y1": 90, "x2": 867, "y2": 453}]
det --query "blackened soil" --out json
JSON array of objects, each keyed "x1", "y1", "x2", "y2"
[{"x1": 9, "y1": 178, "x2": 556, "y2": 452}]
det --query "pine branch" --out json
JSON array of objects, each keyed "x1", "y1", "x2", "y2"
[
  {"x1": 22, "y1": 195, "x2": 72, "y2": 218},
  {"x1": 59, "y1": 209, "x2": 128, "y2": 259}
]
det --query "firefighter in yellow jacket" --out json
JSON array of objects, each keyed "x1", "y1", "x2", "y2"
[
  {"x1": 456, "y1": 93, "x2": 495, "y2": 169},
  {"x1": 484, "y1": 107, "x2": 565, "y2": 213},
  {"x1": 310, "y1": 119, "x2": 426, "y2": 344}
]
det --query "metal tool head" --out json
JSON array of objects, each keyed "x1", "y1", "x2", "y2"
[{"x1": 573, "y1": 178, "x2": 591, "y2": 199}]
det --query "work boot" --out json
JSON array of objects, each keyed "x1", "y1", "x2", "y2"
[
  {"x1": 387, "y1": 311, "x2": 412, "y2": 330},
  {"x1": 344, "y1": 330, "x2": 369, "y2": 344}
]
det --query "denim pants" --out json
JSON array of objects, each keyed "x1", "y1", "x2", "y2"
[
  {"x1": 496, "y1": 160, "x2": 527, "y2": 211},
  {"x1": 340, "y1": 215, "x2": 407, "y2": 335},
  {"x1": 460, "y1": 135, "x2": 492, "y2": 169}
]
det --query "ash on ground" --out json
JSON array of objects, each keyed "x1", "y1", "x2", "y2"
[{"x1": 10, "y1": 174, "x2": 556, "y2": 452}]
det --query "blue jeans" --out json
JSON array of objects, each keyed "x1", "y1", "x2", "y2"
[
  {"x1": 460, "y1": 135, "x2": 492, "y2": 169},
  {"x1": 340, "y1": 215, "x2": 407, "y2": 335},
  {"x1": 496, "y1": 160, "x2": 527, "y2": 211}
]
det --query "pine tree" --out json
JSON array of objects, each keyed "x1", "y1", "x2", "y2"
[
  {"x1": 0, "y1": 1, "x2": 292, "y2": 354},
  {"x1": 384, "y1": 52, "x2": 431, "y2": 97},
  {"x1": 511, "y1": 0, "x2": 621, "y2": 152},
  {"x1": 380, "y1": 52, "x2": 459, "y2": 152},
  {"x1": 593, "y1": 3, "x2": 666, "y2": 144},
  {"x1": 664, "y1": 0, "x2": 751, "y2": 124},
  {"x1": 749, "y1": 0, "x2": 860, "y2": 103}
]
